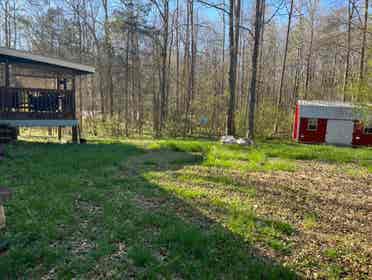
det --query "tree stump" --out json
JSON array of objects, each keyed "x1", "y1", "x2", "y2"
[
  {"x1": 0, "y1": 206, "x2": 5, "y2": 230},
  {"x1": 0, "y1": 144, "x2": 5, "y2": 161},
  {"x1": 0, "y1": 187, "x2": 12, "y2": 230}
]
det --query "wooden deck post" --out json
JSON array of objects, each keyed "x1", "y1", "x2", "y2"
[
  {"x1": 4, "y1": 61, "x2": 10, "y2": 88},
  {"x1": 72, "y1": 125, "x2": 79, "y2": 143},
  {"x1": 58, "y1": 127, "x2": 62, "y2": 141},
  {"x1": 71, "y1": 75, "x2": 79, "y2": 143},
  {"x1": 57, "y1": 76, "x2": 63, "y2": 141}
]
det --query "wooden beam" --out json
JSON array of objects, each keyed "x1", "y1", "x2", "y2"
[
  {"x1": 71, "y1": 76, "x2": 76, "y2": 115},
  {"x1": 0, "y1": 112, "x2": 75, "y2": 120},
  {"x1": 4, "y1": 62, "x2": 10, "y2": 88},
  {"x1": 0, "y1": 119, "x2": 79, "y2": 127},
  {"x1": 13, "y1": 73, "x2": 59, "y2": 80},
  {"x1": 71, "y1": 76, "x2": 79, "y2": 143}
]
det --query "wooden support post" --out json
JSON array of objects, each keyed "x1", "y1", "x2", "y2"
[
  {"x1": 58, "y1": 127, "x2": 62, "y2": 141},
  {"x1": 71, "y1": 75, "x2": 79, "y2": 143},
  {"x1": 78, "y1": 76, "x2": 83, "y2": 134},
  {"x1": 3, "y1": 61, "x2": 9, "y2": 114},
  {"x1": 4, "y1": 61, "x2": 10, "y2": 88},
  {"x1": 72, "y1": 125, "x2": 79, "y2": 143},
  {"x1": 56, "y1": 76, "x2": 64, "y2": 142}
]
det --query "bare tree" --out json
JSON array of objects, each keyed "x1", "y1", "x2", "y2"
[
  {"x1": 343, "y1": 0, "x2": 353, "y2": 101},
  {"x1": 226, "y1": 0, "x2": 241, "y2": 135},
  {"x1": 304, "y1": 0, "x2": 317, "y2": 99},
  {"x1": 247, "y1": 0, "x2": 264, "y2": 139},
  {"x1": 358, "y1": 0, "x2": 368, "y2": 98},
  {"x1": 274, "y1": 0, "x2": 294, "y2": 134}
]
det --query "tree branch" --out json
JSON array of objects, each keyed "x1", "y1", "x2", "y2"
[
  {"x1": 196, "y1": 0, "x2": 254, "y2": 37},
  {"x1": 265, "y1": 0, "x2": 285, "y2": 25}
]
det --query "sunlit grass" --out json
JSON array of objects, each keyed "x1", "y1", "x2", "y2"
[
  {"x1": 1, "y1": 137, "x2": 371, "y2": 278},
  {"x1": 303, "y1": 213, "x2": 318, "y2": 230},
  {"x1": 153, "y1": 138, "x2": 371, "y2": 173}
]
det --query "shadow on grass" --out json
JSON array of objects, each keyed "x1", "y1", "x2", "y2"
[{"x1": 0, "y1": 141, "x2": 298, "y2": 279}]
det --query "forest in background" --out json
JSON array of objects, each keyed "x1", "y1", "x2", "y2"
[{"x1": 0, "y1": 0, "x2": 371, "y2": 138}]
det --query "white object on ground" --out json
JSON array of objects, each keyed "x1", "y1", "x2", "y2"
[
  {"x1": 221, "y1": 136, "x2": 254, "y2": 146},
  {"x1": 220, "y1": 135, "x2": 238, "y2": 144},
  {"x1": 236, "y1": 138, "x2": 254, "y2": 146}
]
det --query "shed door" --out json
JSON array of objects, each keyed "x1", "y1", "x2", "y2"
[{"x1": 325, "y1": 120, "x2": 354, "y2": 145}]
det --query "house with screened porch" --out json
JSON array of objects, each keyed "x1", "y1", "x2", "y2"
[{"x1": 0, "y1": 47, "x2": 94, "y2": 143}]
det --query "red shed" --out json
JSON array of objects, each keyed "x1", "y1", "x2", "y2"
[{"x1": 293, "y1": 100, "x2": 372, "y2": 146}]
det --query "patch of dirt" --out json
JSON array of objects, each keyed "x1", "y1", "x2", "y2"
[
  {"x1": 121, "y1": 150, "x2": 372, "y2": 279},
  {"x1": 218, "y1": 161, "x2": 372, "y2": 279},
  {"x1": 245, "y1": 161, "x2": 371, "y2": 237}
]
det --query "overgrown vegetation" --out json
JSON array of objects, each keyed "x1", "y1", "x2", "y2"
[{"x1": 0, "y1": 139, "x2": 371, "y2": 278}]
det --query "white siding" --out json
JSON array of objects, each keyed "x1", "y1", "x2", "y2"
[{"x1": 325, "y1": 120, "x2": 354, "y2": 145}]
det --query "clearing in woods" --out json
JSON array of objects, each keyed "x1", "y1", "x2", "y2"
[{"x1": 0, "y1": 138, "x2": 371, "y2": 279}]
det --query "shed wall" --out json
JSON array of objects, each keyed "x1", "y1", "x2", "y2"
[
  {"x1": 352, "y1": 123, "x2": 372, "y2": 146},
  {"x1": 298, "y1": 118, "x2": 327, "y2": 143}
]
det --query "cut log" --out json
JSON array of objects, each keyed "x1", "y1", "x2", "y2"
[
  {"x1": 0, "y1": 187, "x2": 12, "y2": 204},
  {"x1": 0, "y1": 206, "x2": 5, "y2": 230},
  {"x1": 0, "y1": 187, "x2": 12, "y2": 230}
]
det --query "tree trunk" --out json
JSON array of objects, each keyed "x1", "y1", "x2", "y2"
[
  {"x1": 274, "y1": 0, "x2": 294, "y2": 134},
  {"x1": 247, "y1": 0, "x2": 263, "y2": 139},
  {"x1": 227, "y1": 0, "x2": 241, "y2": 136},
  {"x1": 358, "y1": 0, "x2": 368, "y2": 100},
  {"x1": 343, "y1": 0, "x2": 353, "y2": 101},
  {"x1": 159, "y1": 0, "x2": 169, "y2": 132},
  {"x1": 176, "y1": 0, "x2": 180, "y2": 114},
  {"x1": 124, "y1": 30, "x2": 130, "y2": 137},
  {"x1": 183, "y1": 0, "x2": 193, "y2": 136},
  {"x1": 305, "y1": 0, "x2": 317, "y2": 99},
  {"x1": 101, "y1": 0, "x2": 114, "y2": 120}
]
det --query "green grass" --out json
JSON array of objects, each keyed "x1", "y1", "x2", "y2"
[
  {"x1": 127, "y1": 245, "x2": 157, "y2": 267},
  {"x1": 258, "y1": 141, "x2": 372, "y2": 165},
  {"x1": 303, "y1": 213, "x2": 318, "y2": 230},
  {"x1": 323, "y1": 248, "x2": 339, "y2": 260},
  {"x1": 154, "y1": 139, "x2": 371, "y2": 171},
  {"x1": 0, "y1": 138, "x2": 371, "y2": 278}
]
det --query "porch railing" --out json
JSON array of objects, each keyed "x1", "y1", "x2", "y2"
[{"x1": 0, "y1": 87, "x2": 74, "y2": 119}]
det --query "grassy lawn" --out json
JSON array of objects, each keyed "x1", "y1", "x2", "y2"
[{"x1": 0, "y1": 138, "x2": 371, "y2": 279}]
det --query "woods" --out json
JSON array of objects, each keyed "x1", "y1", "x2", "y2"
[
  {"x1": 0, "y1": 1, "x2": 372, "y2": 278},
  {"x1": 0, "y1": 0, "x2": 370, "y2": 138}
]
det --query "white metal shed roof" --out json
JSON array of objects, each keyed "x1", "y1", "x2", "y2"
[
  {"x1": 0, "y1": 47, "x2": 95, "y2": 74},
  {"x1": 298, "y1": 100, "x2": 366, "y2": 120}
]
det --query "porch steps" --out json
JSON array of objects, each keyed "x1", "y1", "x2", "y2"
[{"x1": 0, "y1": 125, "x2": 17, "y2": 143}]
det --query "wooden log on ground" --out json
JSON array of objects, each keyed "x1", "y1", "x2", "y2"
[
  {"x1": 0, "y1": 206, "x2": 5, "y2": 230},
  {"x1": 0, "y1": 144, "x2": 5, "y2": 160},
  {"x1": 0, "y1": 187, "x2": 12, "y2": 230}
]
